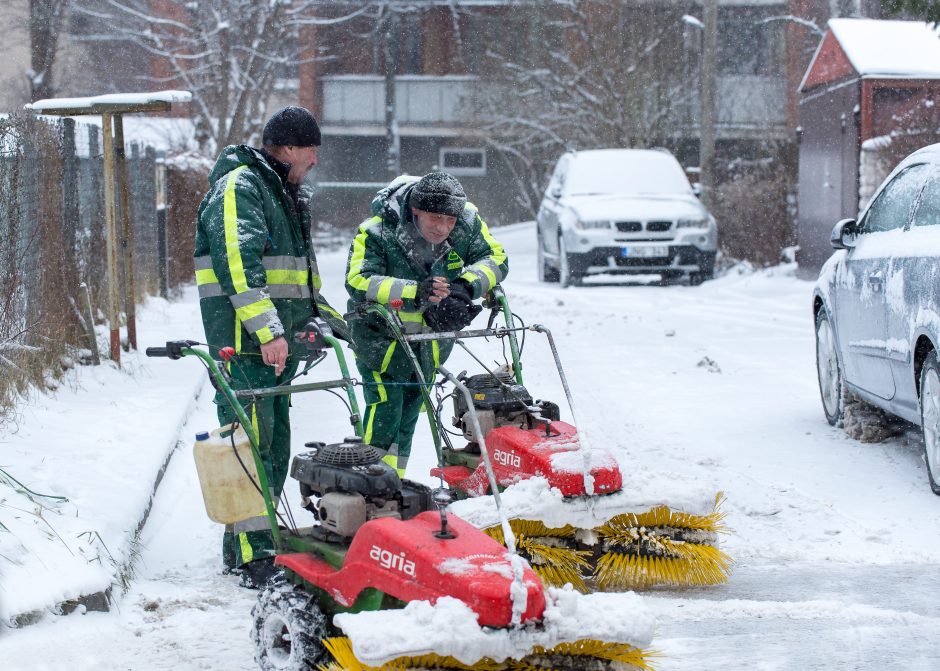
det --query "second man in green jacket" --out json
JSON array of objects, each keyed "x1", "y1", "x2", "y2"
[{"x1": 345, "y1": 172, "x2": 509, "y2": 476}]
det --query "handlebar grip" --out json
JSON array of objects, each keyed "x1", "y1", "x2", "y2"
[{"x1": 145, "y1": 347, "x2": 169, "y2": 357}]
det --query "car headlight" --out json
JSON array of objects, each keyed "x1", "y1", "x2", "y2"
[
  {"x1": 677, "y1": 218, "x2": 710, "y2": 229},
  {"x1": 574, "y1": 220, "x2": 610, "y2": 230}
]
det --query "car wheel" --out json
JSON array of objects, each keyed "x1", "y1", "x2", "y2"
[
  {"x1": 918, "y1": 350, "x2": 940, "y2": 495},
  {"x1": 815, "y1": 308, "x2": 846, "y2": 426},
  {"x1": 689, "y1": 272, "x2": 704, "y2": 286},
  {"x1": 558, "y1": 236, "x2": 582, "y2": 288},
  {"x1": 252, "y1": 581, "x2": 331, "y2": 671},
  {"x1": 537, "y1": 235, "x2": 559, "y2": 283}
]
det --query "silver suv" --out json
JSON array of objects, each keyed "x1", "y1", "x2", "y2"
[{"x1": 536, "y1": 148, "x2": 718, "y2": 286}]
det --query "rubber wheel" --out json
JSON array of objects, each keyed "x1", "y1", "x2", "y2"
[
  {"x1": 558, "y1": 236, "x2": 582, "y2": 288},
  {"x1": 815, "y1": 308, "x2": 846, "y2": 426},
  {"x1": 252, "y1": 582, "x2": 331, "y2": 671},
  {"x1": 919, "y1": 350, "x2": 940, "y2": 495},
  {"x1": 537, "y1": 236, "x2": 559, "y2": 283}
]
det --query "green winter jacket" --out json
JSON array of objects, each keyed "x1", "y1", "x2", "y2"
[
  {"x1": 194, "y1": 145, "x2": 347, "y2": 360},
  {"x1": 345, "y1": 175, "x2": 509, "y2": 380}
]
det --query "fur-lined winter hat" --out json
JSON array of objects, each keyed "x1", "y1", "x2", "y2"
[
  {"x1": 262, "y1": 106, "x2": 321, "y2": 147},
  {"x1": 409, "y1": 172, "x2": 466, "y2": 218}
]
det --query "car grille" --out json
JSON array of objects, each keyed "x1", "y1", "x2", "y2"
[
  {"x1": 614, "y1": 220, "x2": 674, "y2": 233},
  {"x1": 615, "y1": 221, "x2": 642, "y2": 232}
]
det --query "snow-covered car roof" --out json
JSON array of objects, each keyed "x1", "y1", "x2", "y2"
[
  {"x1": 563, "y1": 149, "x2": 693, "y2": 197},
  {"x1": 828, "y1": 19, "x2": 940, "y2": 79}
]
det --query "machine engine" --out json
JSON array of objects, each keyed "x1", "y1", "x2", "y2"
[
  {"x1": 290, "y1": 436, "x2": 431, "y2": 539},
  {"x1": 452, "y1": 371, "x2": 560, "y2": 446}
]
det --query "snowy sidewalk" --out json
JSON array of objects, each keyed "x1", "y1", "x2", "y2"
[{"x1": 0, "y1": 288, "x2": 208, "y2": 626}]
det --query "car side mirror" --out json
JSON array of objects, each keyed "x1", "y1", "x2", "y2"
[
  {"x1": 691, "y1": 182, "x2": 702, "y2": 198},
  {"x1": 549, "y1": 185, "x2": 562, "y2": 199},
  {"x1": 830, "y1": 218, "x2": 857, "y2": 250}
]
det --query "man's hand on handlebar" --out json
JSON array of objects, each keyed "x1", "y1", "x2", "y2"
[{"x1": 260, "y1": 336, "x2": 288, "y2": 375}]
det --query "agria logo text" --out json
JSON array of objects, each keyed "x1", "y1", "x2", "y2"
[
  {"x1": 370, "y1": 545, "x2": 416, "y2": 577},
  {"x1": 493, "y1": 450, "x2": 521, "y2": 468}
]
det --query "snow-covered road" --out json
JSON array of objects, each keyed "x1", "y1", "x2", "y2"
[{"x1": 5, "y1": 222, "x2": 940, "y2": 670}]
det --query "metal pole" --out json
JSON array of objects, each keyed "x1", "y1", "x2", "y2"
[
  {"x1": 700, "y1": 0, "x2": 718, "y2": 210},
  {"x1": 384, "y1": 10, "x2": 401, "y2": 179},
  {"x1": 114, "y1": 114, "x2": 137, "y2": 350},
  {"x1": 101, "y1": 113, "x2": 121, "y2": 366}
]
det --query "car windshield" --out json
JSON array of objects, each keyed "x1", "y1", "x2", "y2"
[{"x1": 564, "y1": 152, "x2": 693, "y2": 197}]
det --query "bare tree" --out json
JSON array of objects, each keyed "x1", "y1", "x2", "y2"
[
  {"x1": 471, "y1": 0, "x2": 699, "y2": 215},
  {"x1": 28, "y1": 0, "x2": 71, "y2": 101},
  {"x1": 71, "y1": 0, "x2": 374, "y2": 153}
]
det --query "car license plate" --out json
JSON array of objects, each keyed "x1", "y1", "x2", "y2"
[{"x1": 621, "y1": 245, "x2": 668, "y2": 258}]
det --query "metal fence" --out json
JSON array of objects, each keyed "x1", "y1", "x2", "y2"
[{"x1": 0, "y1": 112, "x2": 168, "y2": 424}]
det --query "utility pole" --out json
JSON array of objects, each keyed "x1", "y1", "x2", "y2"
[
  {"x1": 384, "y1": 9, "x2": 401, "y2": 179},
  {"x1": 700, "y1": 0, "x2": 718, "y2": 209}
]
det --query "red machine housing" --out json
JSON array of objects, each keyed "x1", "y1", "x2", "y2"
[
  {"x1": 275, "y1": 512, "x2": 545, "y2": 627},
  {"x1": 432, "y1": 421, "x2": 622, "y2": 498}
]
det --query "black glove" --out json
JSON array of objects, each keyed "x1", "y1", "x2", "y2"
[
  {"x1": 424, "y1": 280, "x2": 483, "y2": 332},
  {"x1": 416, "y1": 277, "x2": 440, "y2": 307}
]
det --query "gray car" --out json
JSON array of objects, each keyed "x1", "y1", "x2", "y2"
[{"x1": 813, "y1": 142, "x2": 940, "y2": 494}]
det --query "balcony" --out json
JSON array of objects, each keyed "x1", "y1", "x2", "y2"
[{"x1": 321, "y1": 75, "x2": 479, "y2": 135}]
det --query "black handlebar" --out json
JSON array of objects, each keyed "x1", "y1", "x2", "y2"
[{"x1": 145, "y1": 340, "x2": 200, "y2": 360}]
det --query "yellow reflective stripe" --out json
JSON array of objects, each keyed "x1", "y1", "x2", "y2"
[
  {"x1": 318, "y1": 302, "x2": 342, "y2": 319},
  {"x1": 479, "y1": 265, "x2": 498, "y2": 289},
  {"x1": 313, "y1": 273, "x2": 323, "y2": 290},
  {"x1": 251, "y1": 405, "x2": 260, "y2": 446},
  {"x1": 372, "y1": 370, "x2": 387, "y2": 402},
  {"x1": 376, "y1": 277, "x2": 395, "y2": 303},
  {"x1": 381, "y1": 340, "x2": 397, "y2": 373},
  {"x1": 364, "y1": 406, "x2": 376, "y2": 443},
  {"x1": 347, "y1": 217, "x2": 381, "y2": 291},
  {"x1": 238, "y1": 532, "x2": 254, "y2": 563},
  {"x1": 381, "y1": 454, "x2": 404, "y2": 476},
  {"x1": 195, "y1": 268, "x2": 218, "y2": 285},
  {"x1": 256, "y1": 326, "x2": 274, "y2": 345},
  {"x1": 223, "y1": 165, "x2": 250, "y2": 293},
  {"x1": 235, "y1": 296, "x2": 275, "y2": 320},
  {"x1": 432, "y1": 339, "x2": 440, "y2": 368},
  {"x1": 265, "y1": 269, "x2": 308, "y2": 285},
  {"x1": 402, "y1": 284, "x2": 417, "y2": 299},
  {"x1": 478, "y1": 215, "x2": 507, "y2": 267},
  {"x1": 399, "y1": 311, "x2": 424, "y2": 324},
  {"x1": 235, "y1": 314, "x2": 242, "y2": 353}
]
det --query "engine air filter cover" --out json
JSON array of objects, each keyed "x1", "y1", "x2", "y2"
[{"x1": 291, "y1": 437, "x2": 401, "y2": 498}]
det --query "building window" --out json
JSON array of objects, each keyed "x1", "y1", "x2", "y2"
[
  {"x1": 718, "y1": 7, "x2": 784, "y2": 76},
  {"x1": 439, "y1": 148, "x2": 486, "y2": 176}
]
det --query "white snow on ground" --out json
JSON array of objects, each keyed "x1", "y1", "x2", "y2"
[{"x1": 2, "y1": 221, "x2": 940, "y2": 669}]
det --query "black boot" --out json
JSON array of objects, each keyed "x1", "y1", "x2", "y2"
[{"x1": 238, "y1": 557, "x2": 282, "y2": 590}]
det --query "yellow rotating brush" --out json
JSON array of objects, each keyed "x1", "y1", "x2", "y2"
[
  {"x1": 484, "y1": 494, "x2": 731, "y2": 591},
  {"x1": 319, "y1": 636, "x2": 658, "y2": 671}
]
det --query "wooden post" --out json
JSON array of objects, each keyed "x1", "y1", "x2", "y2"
[
  {"x1": 101, "y1": 113, "x2": 121, "y2": 365},
  {"x1": 113, "y1": 114, "x2": 137, "y2": 350}
]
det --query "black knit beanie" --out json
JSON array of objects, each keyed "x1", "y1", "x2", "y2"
[
  {"x1": 409, "y1": 172, "x2": 466, "y2": 218},
  {"x1": 262, "y1": 106, "x2": 321, "y2": 147}
]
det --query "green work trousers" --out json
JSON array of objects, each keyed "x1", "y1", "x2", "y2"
[
  {"x1": 357, "y1": 360, "x2": 427, "y2": 477},
  {"x1": 218, "y1": 355, "x2": 298, "y2": 569}
]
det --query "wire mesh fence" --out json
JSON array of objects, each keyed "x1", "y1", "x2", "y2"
[{"x1": 0, "y1": 112, "x2": 193, "y2": 426}]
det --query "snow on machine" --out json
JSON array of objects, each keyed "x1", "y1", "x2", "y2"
[
  {"x1": 365, "y1": 287, "x2": 731, "y2": 592},
  {"x1": 147, "y1": 332, "x2": 655, "y2": 671}
]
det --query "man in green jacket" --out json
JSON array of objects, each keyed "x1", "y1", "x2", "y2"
[
  {"x1": 194, "y1": 106, "x2": 347, "y2": 588},
  {"x1": 345, "y1": 172, "x2": 508, "y2": 476}
]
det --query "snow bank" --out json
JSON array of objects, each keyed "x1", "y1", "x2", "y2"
[{"x1": 0, "y1": 289, "x2": 207, "y2": 625}]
